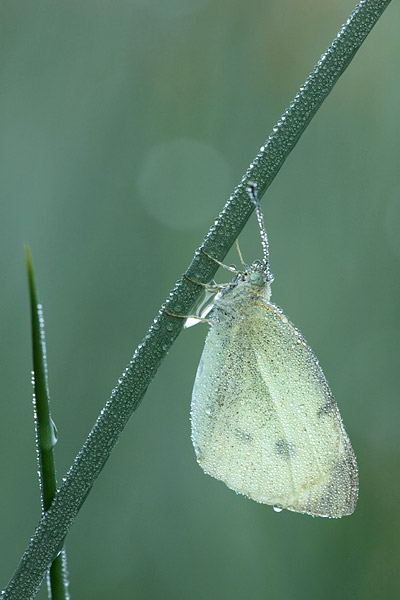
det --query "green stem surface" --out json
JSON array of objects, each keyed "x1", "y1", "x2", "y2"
[{"x1": 2, "y1": 1, "x2": 392, "y2": 598}]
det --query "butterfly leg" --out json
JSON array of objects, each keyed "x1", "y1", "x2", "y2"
[
  {"x1": 235, "y1": 238, "x2": 247, "y2": 269},
  {"x1": 183, "y1": 273, "x2": 225, "y2": 292},
  {"x1": 164, "y1": 307, "x2": 212, "y2": 324},
  {"x1": 200, "y1": 247, "x2": 240, "y2": 274}
]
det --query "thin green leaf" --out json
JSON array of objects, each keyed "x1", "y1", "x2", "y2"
[
  {"x1": 1, "y1": 1, "x2": 392, "y2": 598},
  {"x1": 25, "y1": 246, "x2": 70, "y2": 600}
]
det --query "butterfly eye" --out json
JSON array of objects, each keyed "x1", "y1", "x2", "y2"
[{"x1": 249, "y1": 271, "x2": 264, "y2": 286}]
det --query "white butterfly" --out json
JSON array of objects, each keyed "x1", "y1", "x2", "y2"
[{"x1": 190, "y1": 183, "x2": 358, "y2": 517}]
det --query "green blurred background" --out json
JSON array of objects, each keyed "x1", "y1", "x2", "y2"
[{"x1": 1, "y1": 1, "x2": 399, "y2": 598}]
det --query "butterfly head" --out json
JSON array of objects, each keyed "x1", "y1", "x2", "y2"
[{"x1": 235, "y1": 260, "x2": 273, "y2": 302}]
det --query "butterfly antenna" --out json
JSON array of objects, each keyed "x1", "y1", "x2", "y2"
[{"x1": 246, "y1": 182, "x2": 270, "y2": 278}]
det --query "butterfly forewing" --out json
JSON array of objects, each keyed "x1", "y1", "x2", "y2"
[{"x1": 191, "y1": 284, "x2": 358, "y2": 518}]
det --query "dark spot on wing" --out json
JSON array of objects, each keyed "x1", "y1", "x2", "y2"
[
  {"x1": 317, "y1": 401, "x2": 335, "y2": 417},
  {"x1": 276, "y1": 439, "x2": 296, "y2": 459}
]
